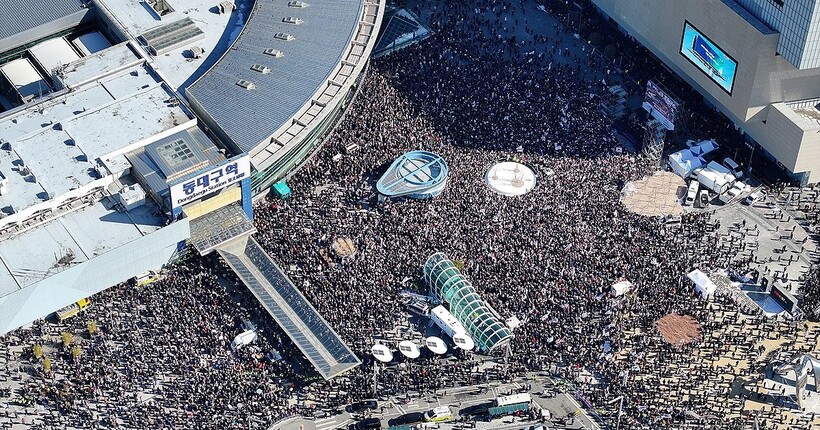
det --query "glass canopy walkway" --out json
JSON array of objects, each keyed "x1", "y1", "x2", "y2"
[
  {"x1": 423, "y1": 252, "x2": 513, "y2": 353},
  {"x1": 218, "y1": 237, "x2": 360, "y2": 379}
]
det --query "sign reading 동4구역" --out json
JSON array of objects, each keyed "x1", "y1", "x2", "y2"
[{"x1": 170, "y1": 156, "x2": 251, "y2": 207}]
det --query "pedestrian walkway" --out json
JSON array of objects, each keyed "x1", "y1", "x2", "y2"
[{"x1": 219, "y1": 236, "x2": 361, "y2": 379}]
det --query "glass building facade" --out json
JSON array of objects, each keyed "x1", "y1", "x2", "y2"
[
  {"x1": 734, "y1": 0, "x2": 820, "y2": 69},
  {"x1": 423, "y1": 253, "x2": 513, "y2": 353}
]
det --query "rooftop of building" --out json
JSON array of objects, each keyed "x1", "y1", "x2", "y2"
[
  {"x1": 783, "y1": 99, "x2": 820, "y2": 130},
  {"x1": 0, "y1": 0, "x2": 89, "y2": 42},
  {"x1": 127, "y1": 127, "x2": 227, "y2": 199},
  {"x1": 93, "y1": 0, "x2": 246, "y2": 90},
  {"x1": 0, "y1": 41, "x2": 193, "y2": 224},
  {"x1": 185, "y1": 0, "x2": 380, "y2": 168},
  {"x1": 0, "y1": 196, "x2": 164, "y2": 296}
]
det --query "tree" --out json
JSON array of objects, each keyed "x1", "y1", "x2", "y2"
[
  {"x1": 32, "y1": 344, "x2": 43, "y2": 360},
  {"x1": 588, "y1": 32, "x2": 603, "y2": 48},
  {"x1": 604, "y1": 44, "x2": 619, "y2": 59},
  {"x1": 42, "y1": 357, "x2": 52, "y2": 373},
  {"x1": 72, "y1": 346, "x2": 82, "y2": 362},
  {"x1": 61, "y1": 332, "x2": 73, "y2": 348},
  {"x1": 87, "y1": 320, "x2": 97, "y2": 336},
  {"x1": 454, "y1": 260, "x2": 466, "y2": 272}
]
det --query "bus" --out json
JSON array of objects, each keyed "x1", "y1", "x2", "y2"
[
  {"x1": 133, "y1": 270, "x2": 162, "y2": 287},
  {"x1": 495, "y1": 393, "x2": 531, "y2": 407},
  {"x1": 55, "y1": 298, "x2": 91, "y2": 322}
]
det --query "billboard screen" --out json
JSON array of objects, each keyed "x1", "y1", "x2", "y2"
[
  {"x1": 169, "y1": 155, "x2": 251, "y2": 208},
  {"x1": 680, "y1": 21, "x2": 737, "y2": 94},
  {"x1": 642, "y1": 80, "x2": 679, "y2": 130}
]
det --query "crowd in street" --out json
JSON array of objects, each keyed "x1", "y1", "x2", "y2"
[{"x1": 0, "y1": 1, "x2": 817, "y2": 429}]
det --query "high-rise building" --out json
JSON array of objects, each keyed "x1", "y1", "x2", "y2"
[{"x1": 592, "y1": 0, "x2": 820, "y2": 184}]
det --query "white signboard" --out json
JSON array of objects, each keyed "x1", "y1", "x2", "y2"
[{"x1": 170, "y1": 156, "x2": 250, "y2": 207}]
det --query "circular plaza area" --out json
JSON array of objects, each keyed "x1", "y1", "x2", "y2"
[{"x1": 484, "y1": 161, "x2": 537, "y2": 196}]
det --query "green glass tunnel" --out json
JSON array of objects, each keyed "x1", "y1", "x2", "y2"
[{"x1": 422, "y1": 253, "x2": 513, "y2": 353}]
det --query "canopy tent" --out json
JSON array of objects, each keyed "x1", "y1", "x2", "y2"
[
  {"x1": 272, "y1": 180, "x2": 292, "y2": 199},
  {"x1": 687, "y1": 270, "x2": 717, "y2": 298},
  {"x1": 668, "y1": 149, "x2": 706, "y2": 178},
  {"x1": 611, "y1": 280, "x2": 634, "y2": 297},
  {"x1": 690, "y1": 139, "x2": 719, "y2": 155},
  {"x1": 669, "y1": 140, "x2": 719, "y2": 178}
]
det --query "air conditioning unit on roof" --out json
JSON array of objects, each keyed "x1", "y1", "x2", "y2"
[{"x1": 218, "y1": 1, "x2": 235, "y2": 14}]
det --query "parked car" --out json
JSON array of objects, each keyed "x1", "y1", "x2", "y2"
[
  {"x1": 348, "y1": 417, "x2": 381, "y2": 430},
  {"x1": 388, "y1": 412, "x2": 424, "y2": 426},
  {"x1": 346, "y1": 399, "x2": 378, "y2": 413},
  {"x1": 743, "y1": 190, "x2": 766, "y2": 205}
]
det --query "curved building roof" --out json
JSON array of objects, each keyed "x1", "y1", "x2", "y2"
[
  {"x1": 185, "y1": 0, "x2": 383, "y2": 172},
  {"x1": 376, "y1": 150, "x2": 448, "y2": 198},
  {"x1": 423, "y1": 253, "x2": 513, "y2": 354}
]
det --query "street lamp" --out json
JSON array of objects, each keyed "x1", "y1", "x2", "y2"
[{"x1": 606, "y1": 396, "x2": 624, "y2": 430}]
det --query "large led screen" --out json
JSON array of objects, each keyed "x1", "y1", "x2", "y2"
[{"x1": 680, "y1": 21, "x2": 737, "y2": 94}]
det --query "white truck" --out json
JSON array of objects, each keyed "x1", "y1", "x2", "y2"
[
  {"x1": 430, "y1": 305, "x2": 475, "y2": 350},
  {"x1": 696, "y1": 161, "x2": 734, "y2": 195}
]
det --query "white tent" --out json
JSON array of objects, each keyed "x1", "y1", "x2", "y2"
[
  {"x1": 690, "y1": 139, "x2": 719, "y2": 156},
  {"x1": 687, "y1": 270, "x2": 717, "y2": 298},
  {"x1": 231, "y1": 330, "x2": 257, "y2": 350},
  {"x1": 668, "y1": 149, "x2": 705, "y2": 178},
  {"x1": 669, "y1": 139, "x2": 719, "y2": 178},
  {"x1": 610, "y1": 280, "x2": 633, "y2": 297}
]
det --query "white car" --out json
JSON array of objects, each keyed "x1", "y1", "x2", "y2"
[{"x1": 744, "y1": 190, "x2": 766, "y2": 205}]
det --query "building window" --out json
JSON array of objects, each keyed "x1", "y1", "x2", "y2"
[{"x1": 768, "y1": 0, "x2": 784, "y2": 8}]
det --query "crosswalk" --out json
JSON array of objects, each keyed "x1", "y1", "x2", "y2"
[{"x1": 315, "y1": 416, "x2": 354, "y2": 430}]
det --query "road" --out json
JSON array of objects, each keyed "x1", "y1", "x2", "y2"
[{"x1": 272, "y1": 374, "x2": 602, "y2": 430}]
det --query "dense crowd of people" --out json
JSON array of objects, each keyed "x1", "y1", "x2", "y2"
[{"x1": 0, "y1": 1, "x2": 818, "y2": 429}]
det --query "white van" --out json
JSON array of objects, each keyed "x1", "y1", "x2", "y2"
[
  {"x1": 723, "y1": 158, "x2": 743, "y2": 178},
  {"x1": 685, "y1": 180, "x2": 699, "y2": 205},
  {"x1": 423, "y1": 406, "x2": 453, "y2": 423}
]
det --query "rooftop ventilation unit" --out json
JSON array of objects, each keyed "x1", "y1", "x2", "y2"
[
  {"x1": 283, "y1": 17, "x2": 303, "y2": 25},
  {"x1": 218, "y1": 1, "x2": 236, "y2": 14},
  {"x1": 146, "y1": 0, "x2": 175, "y2": 16},
  {"x1": 274, "y1": 32, "x2": 295, "y2": 41},
  {"x1": 263, "y1": 48, "x2": 284, "y2": 58},
  {"x1": 236, "y1": 79, "x2": 256, "y2": 90},
  {"x1": 288, "y1": 1, "x2": 308, "y2": 7},
  {"x1": 189, "y1": 46, "x2": 205, "y2": 59},
  {"x1": 250, "y1": 64, "x2": 271, "y2": 74}
]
